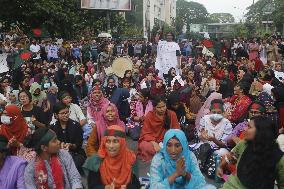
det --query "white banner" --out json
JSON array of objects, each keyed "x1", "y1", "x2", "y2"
[
  {"x1": 81, "y1": 0, "x2": 131, "y2": 10},
  {"x1": 0, "y1": 53, "x2": 9, "y2": 73}
]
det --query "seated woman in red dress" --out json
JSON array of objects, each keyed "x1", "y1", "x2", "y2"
[
  {"x1": 138, "y1": 96, "x2": 180, "y2": 162},
  {"x1": 224, "y1": 82, "x2": 252, "y2": 124}
]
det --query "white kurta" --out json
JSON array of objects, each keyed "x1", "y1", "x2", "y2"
[{"x1": 155, "y1": 40, "x2": 180, "y2": 79}]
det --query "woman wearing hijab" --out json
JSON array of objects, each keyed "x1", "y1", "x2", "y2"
[
  {"x1": 138, "y1": 96, "x2": 180, "y2": 162},
  {"x1": 0, "y1": 105, "x2": 29, "y2": 154},
  {"x1": 46, "y1": 85, "x2": 58, "y2": 116},
  {"x1": 150, "y1": 129, "x2": 215, "y2": 189},
  {"x1": 84, "y1": 125, "x2": 140, "y2": 189},
  {"x1": 29, "y1": 82, "x2": 50, "y2": 113},
  {"x1": 86, "y1": 103, "x2": 125, "y2": 157},
  {"x1": 87, "y1": 86, "x2": 110, "y2": 125},
  {"x1": 195, "y1": 92, "x2": 222, "y2": 130},
  {"x1": 24, "y1": 128, "x2": 83, "y2": 189},
  {"x1": 150, "y1": 77, "x2": 165, "y2": 97},
  {"x1": 218, "y1": 116, "x2": 284, "y2": 189},
  {"x1": 0, "y1": 135, "x2": 27, "y2": 189}
]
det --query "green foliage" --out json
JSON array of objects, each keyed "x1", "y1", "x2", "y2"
[
  {"x1": 151, "y1": 20, "x2": 174, "y2": 39},
  {"x1": 0, "y1": 0, "x2": 129, "y2": 39},
  {"x1": 209, "y1": 13, "x2": 235, "y2": 23},
  {"x1": 125, "y1": 0, "x2": 143, "y2": 29},
  {"x1": 245, "y1": 0, "x2": 284, "y2": 36},
  {"x1": 245, "y1": 0, "x2": 275, "y2": 23},
  {"x1": 176, "y1": 0, "x2": 210, "y2": 34},
  {"x1": 185, "y1": 31, "x2": 203, "y2": 40},
  {"x1": 272, "y1": 0, "x2": 284, "y2": 32}
]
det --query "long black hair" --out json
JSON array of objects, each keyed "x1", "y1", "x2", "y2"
[
  {"x1": 152, "y1": 96, "x2": 170, "y2": 130},
  {"x1": 237, "y1": 116, "x2": 283, "y2": 189}
]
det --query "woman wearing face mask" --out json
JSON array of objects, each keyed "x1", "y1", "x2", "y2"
[
  {"x1": 0, "y1": 105, "x2": 36, "y2": 160},
  {"x1": 150, "y1": 129, "x2": 216, "y2": 189},
  {"x1": 0, "y1": 135, "x2": 27, "y2": 189},
  {"x1": 0, "y1": 105, "x2": 28, "y2": 153},
  {"x1": 24, "y1": 128, "x2": 83, "y2": 189},
  {"x1": 218, "y1": 116, "x2": 284, "y2": 189},
  {"x1": 86, "y1": 103, "x2": 125, "y2": 157},
  {"x1": 83, "y1": 125, "x2": 140, "y2": 189},
  {"x1": 195, "y1": 92, "x2": 222, "y2": 130},
  {"x1": 194, "y1": 99, "x2": 232, "y2": 178},
  {"x1": 138, "y1": 96, "x2": 180, "y2": 162}
]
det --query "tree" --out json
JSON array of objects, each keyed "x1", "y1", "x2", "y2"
[
  {"x1": 0, "y1": 0, "x2": 129, "y2": 39},
  {"x1": 272, "y1": 0, "x2": 284, "y2": 32},
  {"x1": 209, "y1": 13, "x2": 235, "y2": 23},
  {"x1": 176, "y1": 0, "x2": 210, "y2": 34},
  {"x1": 125, "y1": 0, "x2": 143, "y2": 29},
  {"x1": 245, "y1": 0, "x2": 276, "y2": 24}
]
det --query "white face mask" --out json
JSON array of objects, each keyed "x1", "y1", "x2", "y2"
[
  {"x1": 210, "y1": 114, "x2": 223, "y2": 122},
  {"x1": 1, "y1": 115, "x2": 12, "y2": 125}
]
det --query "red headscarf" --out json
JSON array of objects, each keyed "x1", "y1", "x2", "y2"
[
  {"x1": 98, "y1": 125, "x2": 136, "y2": 188},
  {"x1": 138, "y1": 110, "x2": 180, "y2": 143},
  {"x1": 0, "y1": 105, "x2": 28, "y2": 143}
]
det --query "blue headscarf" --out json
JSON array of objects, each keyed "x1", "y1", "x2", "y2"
[
  {"x1": 154, "y1": 129, "x2": 216, "y2": 189},
  {"x1": 161, "y1": 129, "x2": 191, "y2": 180}
]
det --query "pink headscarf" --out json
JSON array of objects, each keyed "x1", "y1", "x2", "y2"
[
  {"x1": 195, "y1": 92, "x2": 222, "y2": 129},
  {"x1": 96, "y1": 103, "x2": 125, "y2": 142},
  {"x1": 87, "y1": 86, "x2": 110, "y2": 123}
]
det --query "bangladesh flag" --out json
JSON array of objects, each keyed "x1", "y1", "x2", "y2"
[
  {"x1": 8, "y1": 49, "x2": 31, "y2": 70},
  {"x1": 31, "y1": 27, "x2": 50, "y2": 38},
  {"x1": 20, "y1": 51, "x2": 32, "y2": 60}
]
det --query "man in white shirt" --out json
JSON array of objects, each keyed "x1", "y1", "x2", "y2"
[
  {"x1": 47, "y1": 41, "x2": 59, "y2": 62},
  {"x1": 29, "y1": 40, "x2": 41, "y2": 62}
]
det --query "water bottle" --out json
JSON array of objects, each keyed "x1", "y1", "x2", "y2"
[{"x1": 214, "y1": 154, "x2": 223, "y2": 183}]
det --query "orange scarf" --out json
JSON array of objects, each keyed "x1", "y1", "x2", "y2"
[{"x1": 98, "y1": 125, "x2": 136, "y2": 188}]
